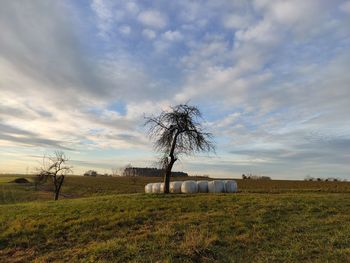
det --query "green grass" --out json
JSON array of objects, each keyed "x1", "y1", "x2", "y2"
[
  {"x1": 1, "y1": 175, "x2": 350, "y2": 262},
  {"x1": 0, "y1": 175, "x2": 204, "y2": 204},
  {"x1": 1, "y1": 193, "x2": 349, "y2": 262},
  {"x1": 1, "y1": 175, "x2": 349, "y2": 205},
  {"x1": 0, "y1": 178, "x2": 12, "y2": 183}
]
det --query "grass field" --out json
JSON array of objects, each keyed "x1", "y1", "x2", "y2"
[
  {"x1": 0, "y1": 177, "x2": 15, "y2": 183},
  {"x1": 0, "y1": 175, "x2": 350, "y2": 262},
  {"x1": 1, "y1": 175, "x2": 349, "y2": 205}
]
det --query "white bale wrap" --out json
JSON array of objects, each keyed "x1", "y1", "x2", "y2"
[
  {"x1": 148, "y1": 180, "x2": 235, "y2": 194},
  {"x1": 170, "y1": 181, "x2": 182, "y2": 193},
  {"x1": 145, "y1": 183, "x2": 153, "y2": 193},
  {"x1": 160, "y1": 183, "x2": 165, "y2": 193},
  {"x1": 208, "y1": 180, "x2": 225, "y2": 193},
  {"x1": 197, "y1": 180, "x2": 209, "y2": 193},
  {"x1": 224, "y1": 180, "x2": 237, "y2": 193},
  {"x1": 181, "y1": 180, "x2": 198, "y2": 193},
  {"x1": 152, "y1": 182, "x2": 162, "y2": 193}
]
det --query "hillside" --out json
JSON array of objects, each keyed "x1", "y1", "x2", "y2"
[
  {"x1": 1, "y1": 176, "x2": 350, "y2": 262},
  {"x1": 1, "y1": 191, "x2": 350, "y2": 262}
]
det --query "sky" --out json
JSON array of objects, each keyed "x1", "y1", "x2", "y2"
[{"x1": 0, "y1": 0, "x2": 349, "y2": 180}]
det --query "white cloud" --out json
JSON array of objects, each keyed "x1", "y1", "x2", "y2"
[
  {"x1": 177, "y1": 1, "x2": 202, "y2": 22},
  {"x1": 91, "y1": 0, "x2": 114, "y2": 37},
  {"x1": 235, "y1": 19, "x2": 280, "y2": 46},
  {"x1": 253, "y1": 0, "x2": 335, "y2": 38},
  {"x1": 340, "y1": 1, "x2": 350, "y2": 13},
  {"x1": 223, "y1": 14, "x2": 252, "y2": 30},
  {"x1": 119, "y1": 25, "x2": 131, "y2": 35},
  {"x1": 153, "y1": 40, "x2": 170, "y2": 53},
  {"x1": 137, "y1": 10, "x2": 167, "y2": 29},
  {"x1": 162, "y1": 30, "x2": 183, "y2": 42},
  {"x1": 215, "y1": 112, "x2": 241, "y2": 129},
  {"x1": 269, "y1": 1, "x2": 309, "y2": 25},
  {"x1": 0, "y1": 1, "x2": 164, "y2": 155},
  {"x1": 125, "y1": 2, "x2": 139, "y2": 14},
  {"x1": 142, "y1": 29, "x2": 156, "y2": 39},
  {"x1": 180, "y1": 37, "x2": 230, "y2": 70}
]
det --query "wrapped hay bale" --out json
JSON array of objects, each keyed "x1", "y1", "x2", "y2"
[
  {"x1": 145, "y1": 183, "x2": 153, "y2": 193},
  {"x1": 197, "y1": 180, "x2": 209, "y2": 193},
  {"x1": 152, "y1": 182, "x2": 162, "y2": 193},
  {"x1": 181, "y1": 180, "x2": 198, "y2": 193},
  {"x1": 224, "y1": 180, "x2": 237, "y2": 193},
  {"x1": 208, "y1": 180, "x2": 225, "y2": 193},
  {"x1": 170, "y1": 181, "x2": 182, "y2": 193},
  {"x1": 160, "y1": 183, "x2": 165, "y2": 193}
]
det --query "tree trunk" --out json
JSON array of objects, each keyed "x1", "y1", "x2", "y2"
[
  {"x1": 54, "y1": 175, "x2": 65, "y2": 200},
  {"x1": 164, "y1": 159, "x2": 176, "y2": 193},
  {"x1": 54, "y1": 188, "x2": 59, "y2": 201},
  {"x1": 163, "y1": 131, "x2": 179, "y2": 193}
]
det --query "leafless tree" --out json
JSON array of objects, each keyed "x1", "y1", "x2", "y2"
[
  {"x1": 111, "y1": 168, "x2": 119, "y2": 177},
  {"x1": 145, "y1": 104, "x2": 215, "y2": 193},
  {"x1": 37, "y1": 151, "x2": 73, "y2": 200},
  {"x1": 122, "y1": 164, "x2": 138, "y2": 184}
]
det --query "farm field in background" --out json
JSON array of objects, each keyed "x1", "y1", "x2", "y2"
[
  {"x1": 1, "y1": 175, "x2": 350, "y2": 262},
  {"x1": 1, "y1": 175, "x2": 350, "y2": 205}
]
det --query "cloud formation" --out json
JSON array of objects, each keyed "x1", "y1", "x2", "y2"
[
  {"x1": 0, "y1": 0, "x2": 349, "y2": 179},
  {"x1": 138, "y1": 10, "x2": 167, "y2": 29}
]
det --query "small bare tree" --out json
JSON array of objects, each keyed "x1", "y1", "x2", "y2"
[
  {"x1": 37, "y1": 151, "x2": 72, "y2": 200},
  {"x1": 145, "y1": 104, "x2": 215, "y2": 193},
  {"x1": 111, "y1": 168, "x2": 119, "y2": 177}
]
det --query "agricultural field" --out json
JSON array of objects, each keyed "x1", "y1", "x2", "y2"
[
  {"x1": 1, "y1": 175, "x2": 349, "y2": 205},
  {"x1": 0, "y1": 175, "x2": 350, "y2": 262}
]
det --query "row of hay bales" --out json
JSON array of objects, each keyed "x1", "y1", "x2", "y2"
[{"x1": 145, "y1": 180, "x2": 237, "y2": 194}]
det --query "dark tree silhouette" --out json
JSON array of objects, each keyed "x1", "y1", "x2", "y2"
[
  {"x1": 37, "y1": 151, "x2": 72, "y2": 200},
  {"x1": 145, "y1": 104, "x2": 214, "y2": 193}
]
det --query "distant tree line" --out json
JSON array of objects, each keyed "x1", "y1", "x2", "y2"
[
  {"x1": 83, "y1": 167, "x2": 189, "y2": 177},
  {"x1": 122, "y1": 166, "x2": 188, "y2": 177},
  {"x1": 83, "y1": 170, "x2": 112, "y2": 177},
  {"x1": 304, "y1": 175, "x2": 347, "y2": 182}
]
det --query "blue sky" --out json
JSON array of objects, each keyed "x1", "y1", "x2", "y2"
[{"x1": 0, "y1": 0, "x2": 350, "y2": 179}]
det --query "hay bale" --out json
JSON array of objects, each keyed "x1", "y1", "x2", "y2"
[
  {"x1": 144, "y1": 183, "x2": 153, "y2": 193},
  {"x1": 152, "y1": 183, "x2": 162, "y2": 193},
  {"x1": 170, "y1": 181, "x2": 182, "y2": 193},
  {"x1": 208, "y1": 180, "x2": 225, "y2": 193},
  {"x1": 224, "y1": 180, "x2": 237, "y2": 193},
  {"x1": 160, "y1": 183, "x2": 165, "y2": 193},
  {"x1": 181, "y1": 180, "x2": 198, "y2": 193},
  {"x1": 197, "y1": 180, "x2": 208, "y2": 193}
]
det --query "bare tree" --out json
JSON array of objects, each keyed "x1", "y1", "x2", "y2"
[
  {"x1": 111, "y1": 168, "x2": 119, "y2": 177},
  {"x1": 122, "y1": 164, "x2": 138, "y2": 184},
  {"x1": 145, "y1": 104, "x2": 215, "y2": 193},
  {"x1": 37, "y1": 151, "x2": 72, "y2": 200}
]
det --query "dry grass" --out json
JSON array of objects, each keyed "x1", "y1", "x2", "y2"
[
  {"x1": 1, "y1": 175, "x2": 349, "y2": 205},
  {"x1": 0, "y1": 193, "x2": 349, "y2": 262},
  {"x1": 0, "y1": 175, "x2": 350, "y2": 262}
]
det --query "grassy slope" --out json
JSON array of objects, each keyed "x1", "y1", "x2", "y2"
[
  {"x1": 0, "y1": 193, "x2": 350, "y2": 262},
  {"x1": 1, "y1": 176, "x2": 350, "y2": 262},
  {"x1": 0, "y1": 176, "x2": 193, "y2": 204}
]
